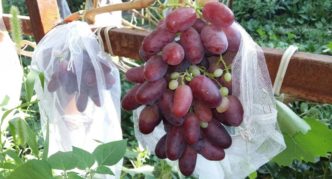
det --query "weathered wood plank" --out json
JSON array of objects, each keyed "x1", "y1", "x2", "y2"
[
  {"x1": 1, "y1": 14, "x2": 33, "y2": 35},
  {"x1": 265, "y1": 48, "x2": 332, "y2": 103},
  {"x1": 8, "y1": 7, "x2": 331, "y2": 103},
  {"x1": 25, "y1": 0, "x2": 60, "y2": 42},
  {"x1": 104, "y1": 28, "x2": 332, "y2": 104}
]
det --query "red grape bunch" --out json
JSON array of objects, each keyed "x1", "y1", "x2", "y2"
[
  {"x1": 122, "y1": 2, "x2": 244, "y2": 176},
  {"x1": 47, "y1": 50, "x2": 115, "y2": 112}
]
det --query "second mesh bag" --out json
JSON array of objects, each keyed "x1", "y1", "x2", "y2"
[{"x1": 31, "y1": 21, "x2": 122, "y2": 179}]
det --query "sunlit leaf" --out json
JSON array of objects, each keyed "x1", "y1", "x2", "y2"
[
  {"x1": 92, "y1": 139, "x2": 127, "y2": 166},
  {"x1": 48, "y1": 151, "x2": 77, "y2": 170},
  {"x1": 7, "y1": 160, "x2": 53, "y2": 179},
  {"x1": 273, "y1": 118, "x2": 332, "y2": 166}
]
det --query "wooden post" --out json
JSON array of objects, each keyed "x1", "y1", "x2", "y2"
[
  {"x1": 25, "y1": 0, "x2": 60, "y2": 42},
  {"x1": 101, "y1": 28, "x2": 332, "y2": 104}
]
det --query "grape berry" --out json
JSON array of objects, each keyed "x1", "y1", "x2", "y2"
[
  {"x1": 47, "y1": 50, "x2": 114, "y2": 112},
  {"x1": 121, "y1": 2, "x2": 243, "y2": 176}
]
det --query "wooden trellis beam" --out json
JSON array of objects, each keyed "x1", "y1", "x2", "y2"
[
  {"x1": 101, "y1": 28, "x2": 332, "y2": 104},
  {"x1": 9, "y1": 0, "x2": 332, "y2": 104}
]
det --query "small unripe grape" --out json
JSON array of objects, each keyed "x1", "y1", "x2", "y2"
[
  {"x1": 169, "y1": 80, "x2": 179, "y2": 90},
  {"x1": 216, "y1": 96, "x2": 230, "y2": 113},
  {"x1": 171, "y1": 72, "x2": 180, "y2": 80},
  {"x1": 189, "y1": 65, "x2": 200, "y2": 76},
  {"x1": 213, "y1": 68, "x2": 223, "y2": 78},
  {"x1": 200, "y1": 121, "x2": 209, "y2": 128},
  {"x1": 224, "y1": 72, "x2": 232, "y2": 82},
  {"x1": 185, "y1": 76, "x2": 192, "y2": 82},
  {"x1": 220, "y1": 87, "x2": 229, "y2": 96}
]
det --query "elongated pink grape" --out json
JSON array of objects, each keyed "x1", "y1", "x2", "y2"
[
  {"x1": 76, "y1": 90, "x2": 89, "y2": 112},
  {"x1": 223, "y1": 23, "x2": 241, "y2": 52},
  {"x1": 105, "y1": 74, "x2": 115, "y2": 89},
  {"x1": 193, "y1": 101, "x2": 212, "y2": 122},
  {"x1": 168, "y1": 59, "x2": 191, "y2": 73},
  {"x1": 155, "y1": 135, "x2": 167, "y2": 159},
  {"x1": 139, "y1": 105, "x2": 161, "y2": 134},
  {"x1": 166, "y1": 126, "x2": 186, "y2": 160},
  {"x1": 207, "y1": 56, "x2": 222, "y2": 73},
  {"x1": 144, "y1": 56, "x2": 168, "y2": 81},
  {"x1": 179, "y1": 146, "x2": 197, "y2": 176},
  {"x1": 223, "y1": 51, "x2": 237, "y2": 65},
  {"x1": 180, "y1": 28, "x2": 204, "y2": 64},
  {"x1": 189, "y1": 75, "x2": 221, "y2": 108},
  {"x1": 47, "y1": 73, "x2": 60, "y2": 92},
  {"x1": 139, "y1": 46, "x2": 151, "y2": 61},
  {"x1": 136, "y1": 78, "x2": 166, "y2": 104},
  {"x1": 84, "y1": 69, "x2": 97, "y2": 87},
  {"x1": 201, "y1": 26, "x2": 228, "y2": 54},
  {"x1": 216, "y1": 95, "x2": 243, "y2": 126},
  {"x1": 198, "y1": 139, "x2": 225, "y2": 160},
  {"x1": 162, "y1": 42, "x2": 185, "y2": 65},
  {"x1": 202, "y1": 120, "x2": 232, "y2": 148},
  {"x1": 63, "y1": 73, "x2": 78, "y2": 95},
  {"x1": 172, "y1": 85, "x2": 193, "y2": 118},
  {"x1": 121, "y1": 84, "x2": 142, "y2": 110},
  {"x1": 192, "y1": 19, "x2": 207, "y2": 33},
  {"x1": 183, "y1": 113, "x2": 201, "y2": 144},
  {"x1": 101, "y1": 63, "x2": 111, "y2": 74},
  {"x1": 165, "y1": 7, "x2": 197, "y2": 33},
  {"x1": 142, "y1": 28, "x2": 176, "y2": 57},
  {"x1": 158, "y1": 90, "x2": 185, "y2": 126},
  {"x1": 125, "y1": 66, "x2": 145, "y2": 83},
  {"x1": 89, "y1": 87, "x2": 101, "y2": 107},
  {"x1": 202, "y1": 2, "x2": 234, "y2": 28}
]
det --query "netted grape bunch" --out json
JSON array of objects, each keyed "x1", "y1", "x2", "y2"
[
  {"x1": 122, "y1": 2, "x2": 243, "y2": 176},
  {"x1": 47, "y1": 50, "x2": 115, "y2": 112}
]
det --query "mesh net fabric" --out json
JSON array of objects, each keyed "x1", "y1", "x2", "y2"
[
  {"x1": 133, "y1": 23, "x2": 285, "y2": 179},
  {"x1": 0, "y1": 9, "x2": 23, "y2": 131},
  {"x1": 31, "y1": 21, "x2": 122, "y2": 179}
]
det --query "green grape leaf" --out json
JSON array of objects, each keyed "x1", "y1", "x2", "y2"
[
  {"x1": 67, "y1": 172, "x2": 84, "y2": 179},
  {"x1": 95, "y1": 165, "x2": 114, "y2": 175},
  {"x1": 92, "y1": 139, "x2": 127, "y2": 166},
  {"x1": 7, "y1": 160, "x2": 53, "y2": 179},
  {"x1": 273, "y1": 118, "x2": 332, "y2": 166},
  {"x1": 48, "y1": 151, "x2": 77, "y2": 170},
  {"x1": 25, "y1": 70, "x2": 37, "y2": 102},
  {"x1": 248, "y1": 171, "x2": 257, "y2": 179},
  {"x1": 4, "y1": 150, "x2": 23, "y2": 165},
  {"x1": 8, "y1": 118, "x2": 39, "y2": 156},
  {"x1": 72, "y1": 147, "x2": 95, "y2": 169},
  {"x1": 38, "y1": 72, "x2": 45, "y2": 91}
]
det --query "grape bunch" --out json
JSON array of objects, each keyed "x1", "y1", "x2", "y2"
[
  {"x1": 47, "y1": 50, "x2": 115, "y2": 112},
  {"x1": 122, "y1": 2, "x2": 243, "y2": 176}
]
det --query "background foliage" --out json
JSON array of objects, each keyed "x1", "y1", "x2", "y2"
[{"x1": 0, "y1": 0, "x2": 331, "y2": 178}]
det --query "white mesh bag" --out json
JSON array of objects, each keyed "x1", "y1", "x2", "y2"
[
  {"x1": 0, "y1": 10, "x2": 23, "y2": 131},
  {"x1": 133, "y1": 23, "x2": 285, "y2": 179},
  {"x1": 31, "y1": 21, "x2": 122, "y2": 179}
]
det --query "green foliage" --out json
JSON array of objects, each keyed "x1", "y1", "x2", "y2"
[
  {"x1": 93, "y1": 139, "x2": 127, "y2": 166},
  {"x1": 2, "y1": 0, "x2": 28, "y2": 15},
  {"x1": 8, "y1": 118, "x2": 39, "y2": 156},
  {"x1": 273, "y1": 118, "x2": 332, "y2": 166},
  {"x1": 48, "y1": 151, "x2": 78, "y2": 170},
  {"x1": 72, "y1": 147, "x2": 95, "y2": 169},
  {"x1": 7, "y1": 160, "x2": 53, "y2": 179},
  {"x1": 233, "y1": 0, "x2": 332, "y2": 55},
  {"x1": 276, "y1": 100, "x2": 311, "y2": 135}
]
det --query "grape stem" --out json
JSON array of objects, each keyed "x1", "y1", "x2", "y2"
[
  {"x1": 218, "y1": 55, "x2": 230, "y2": 73},
  {"x1": 197, "y1": 66, "x2": 223, "y2": 88}
]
